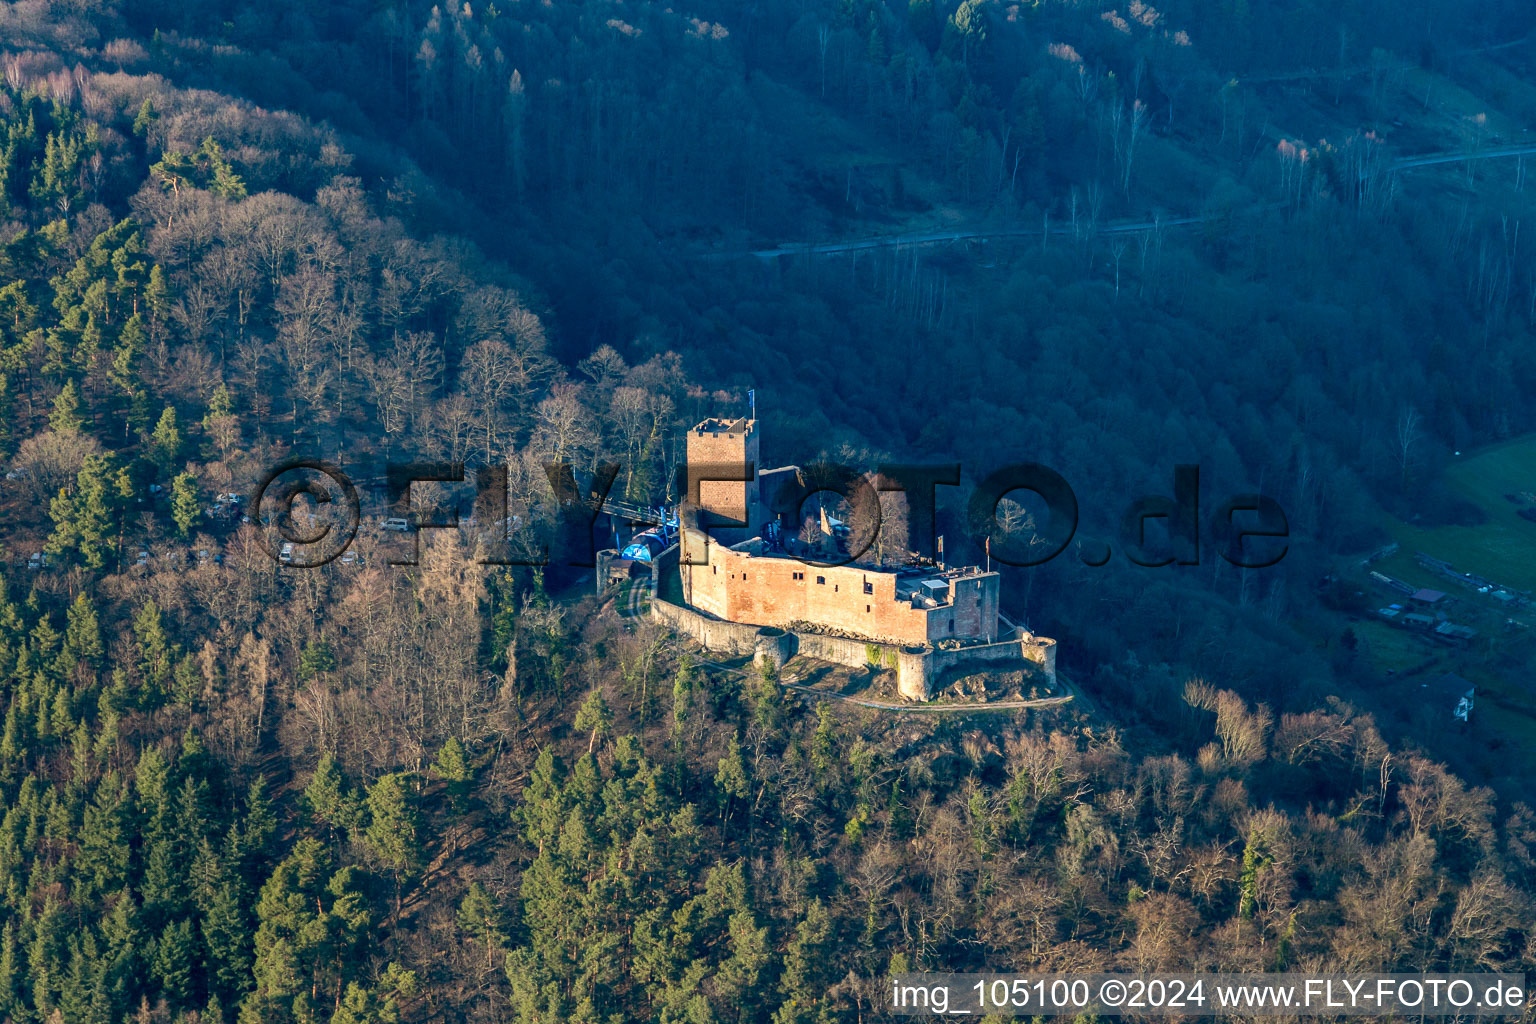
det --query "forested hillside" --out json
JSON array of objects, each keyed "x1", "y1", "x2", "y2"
[{"x1": 0, "y1": 0, "x2": 1533, "y2": 1020}]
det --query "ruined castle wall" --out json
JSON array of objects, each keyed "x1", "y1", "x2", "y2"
[
  {"x1": 651, "y1": 597, "x2": 764, "y2": 657},
  {"x1": 653, "y1": 595, "x2": 1059, "y2": 703},
  {"x1": 927, "y1": 635, "x2": 1060, "y2": 689},
  {"x1": 897, "y1": 646, "x2": 933, "y2": 701},
  {"x1": 795, "y1": 632, "x2": 892, "y2": 670},
  {"x1": 753, "y1": 628, "x2": 796, "y2": 673},
  {"x1": 686, "y1": 545, "x2": 959, "y2": 645},
  {"x1": 1020, "y1": 637, "x2": 1058, "y2": 687}
]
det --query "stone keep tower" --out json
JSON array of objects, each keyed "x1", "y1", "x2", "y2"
[
  {"x1": 682, "y1": 417, "x2": 760, "y2": 567},
  {"x1": 686, "y1": 417, "x2": 760, "y2": 531}
]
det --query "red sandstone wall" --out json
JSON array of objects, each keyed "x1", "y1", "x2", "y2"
[
  {"x1": 686, "y1": 546, "x2": 999, "y2": 646},
  {"x1": 938, "y1": 576, "x2": 1000, "y2": 642}
]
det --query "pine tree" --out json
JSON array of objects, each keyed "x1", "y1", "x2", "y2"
[
  {"x1": 43, "y1": 316, "x2": 79, "y2": 379},
  {"x1": 30, "y1": 127, "x2": 88, "y2": 212},
  {"x1": 249, "y1": 839, "x2": 374, "y2": 1019},
  {"x1": 100, "y1": 889, "x2": 140, "y2": 1014},
  {"x1": 132, "y1": 600, "x2": 174, "y2": 700},
  {"x1": 518, "y1": 748, "x2": 566, "y2": 855},
  {"x1": 64, "y1": 592, "x2": 103, "y2": 668},
  {"x1": 145, "y1": 265, "x2": 169, "y2": 328},
  {"x1": 75, "y1": 774, "x2": 130, "y2": 902},
  {"x1": 303, "y1": 752, "x2": 359, "y2": 844},
  {"x1": 749, "y1": 661, "x2": 784, "y2": 736},
  {"x1": 456, "y1": 882, "x2": 508, "y2": 970},
  {"x1": 714, "y1": 733, "x2": 749, "y2": 827},
  {"x1": 430, "y1": 736, "x2": 473, "y2": 812},
  {"x1": 49, "y1": 379, "x2": 85, "y2": 433},
  {"x1": 0, "y1": 372, "x2": 12, "y2": 455},
  {"x1": 172, "y1": 655, "x2": 200, "y2": 707},
  {"x1": 192, "y1": 841, "x2": 251, "y2": 999},
  {"x1": 109, "y1": 314, "x2": 145, "y2": 402},
  {"x1": 297, "y1": 638, "x2": 336, "y2": 680},
  {"x1": 714, "y1": 909, "x2": 771, "y2": 1014},
  {"x1": 364, "y1": 773, "x2": 423, "y2": 917},
  {"x1": 170, "y1": 471, "x2": 199, "y2": 537},
  {"x1": 205, "y1": 382, "x2": 233, "y2": 422},
  {"x1": 330, "y1": 983, "x2": 380, "y2": 1024},
  {"x1": 248, "y1": 839, "x2": 329, "y2": 1019},
  {"x1": 149, "y1": 405, "x2": 180, "y2": 472},
  {"x1": 203, "y1": 382, "x2": 239, "y2": 455},
  {"x1": 0, "y1": 921, "x2": 18, "y2": 1018},
  {"x1": 671, "y1": 655, "x2": 695, "y2": 736},
  {"x1": 811, "y1": 702, "x2": 838, "y2": 783},
  {"x1": 59, "y1": 940, "x2": 98, "y2": 1024},
  {"x1": 1238, "y1": 824, "x2": 1273, "y2": 919},
  {"x1": 79, "y1": 312, "x2": 103, "y2": 365},
  {"x1": 28, "y1": 895, "x2": 68, "y2": 1011},
  {"x1": 149, "y1": 137, "x2": 246, "y2": 200},
  {"x1": 236, "y1": 775, "x2": 279, "y2": 872},
  {"x1": 573, "y1": 688, "x2": 613, "y2": 753},
  {"x1": 141, "y1": 834, "x2": 188, "y2": 927},
  {"x1": 151, "y1": 919, "x2": 195, "y2": 1006},
  {"x1": 47, "y1": 454, "x2": 117, "y2": 569},
  {"x1": 331, "y1": 969, "x2": 413, "y2": 1024},
  {"x1": 778, "y1": 898, "x2": 832, "y2": 1012},
  {"x1": 132, "y1": 98, "x2": 157, "y2": 138},
  {"x1": 201, "y1": 137, "x2": 248, "y2": 200}
]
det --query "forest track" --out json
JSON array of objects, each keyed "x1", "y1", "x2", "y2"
[
  {"x1": 695, "y1": 210, "x2": 1219, "y2": 262},
  {"x1": 1386, "y1": 142, "x2": 1536, "y2": 171},
  {"x1": 694, "y1": 141, "x2": 1536, "y2": 263}
]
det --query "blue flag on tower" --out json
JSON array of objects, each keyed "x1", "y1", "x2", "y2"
[{"x1": 748, "y1": 389, "x2": 755, "y2": 419}]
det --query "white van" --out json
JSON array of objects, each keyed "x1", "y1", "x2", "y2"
[
  {"x1": 381, "y1": 517, "x2": 412, "y2": 532},
  {"x1": 279, "y1": 542, "x2": 294, "y2": 564}
]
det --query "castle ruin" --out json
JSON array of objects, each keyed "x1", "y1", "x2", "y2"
[{"x1": 644, "y1": 413, "x2": 1059, "y2": 701}]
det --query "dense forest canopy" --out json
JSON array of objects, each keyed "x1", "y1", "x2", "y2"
[{"x1": 0, "y1": 0, "x2": 1531, "y2": 1020}]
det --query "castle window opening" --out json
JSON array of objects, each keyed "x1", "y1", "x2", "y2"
[
  {"x1": 816, "y1": 575, "x2": 826, "y2": 585},
  {"x1": 863, "y1": 580, "x2": 873, "y2": 594}
]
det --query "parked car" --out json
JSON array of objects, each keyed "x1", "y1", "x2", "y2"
[{"x1": 381, "y1": 517, "x2": 411, "y2": 532}]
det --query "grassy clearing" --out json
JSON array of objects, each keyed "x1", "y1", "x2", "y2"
[
  {"x1": 1379, "y1": 433, "x2": 1536, "y2": 592},
  {"x1": 1349, "y1": 618, "x2": 1440, "y2": 674}
]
